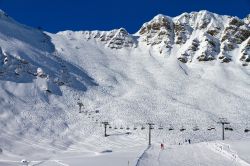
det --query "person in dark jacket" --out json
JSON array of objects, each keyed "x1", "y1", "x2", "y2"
[{"x1": 160, "y1": 143, "x2": 164, "y2": 150}]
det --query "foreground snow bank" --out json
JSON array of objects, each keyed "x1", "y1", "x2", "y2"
[{"x1": 137, "y1": 140, "x2": 250, "y2": 166}]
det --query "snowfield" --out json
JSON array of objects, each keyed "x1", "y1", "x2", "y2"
[
  {"x1": 1, "y1": 139, "x2": 250, "y2": 166},
  {"x1": 0, "y1": 9, "x2": 250, "y2": 165},
  {"x1": 137, "y1": 140, "x2": 250, "y2": 166}
]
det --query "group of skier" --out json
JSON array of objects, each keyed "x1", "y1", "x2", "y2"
[{"x1": 160, "y1": 139, "x2": 192, "y2": 150}]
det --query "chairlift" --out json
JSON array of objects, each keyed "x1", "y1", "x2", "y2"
[
  {"x1": 193, "y1": 126, "x2": 199, "y2": 131},
  {"x1": 169, "y1": 126, "x2": 174, "y2": 131},
  {"x1": 180, "y1": 126, "x2": 186, "y2": 132},
  {"x1": 225, "y1": 125, "x2": 233, "y2": 131},
  {"x1": 207, "y1": 126, "x2": 215, "y2": 131},
  {"x1": 244, "y1": 128, "x2": 250, "y2": 133},
  {"x1": 158, "y1": 125, "x2": 163, "y2": 130}
]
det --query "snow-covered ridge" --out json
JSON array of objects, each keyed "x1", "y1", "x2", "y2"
[
  {"x1": 53, "y1": 10, "x2": 250, "y2": 66},
  {"x1": 57, "y1": 28, "x2": 136, "y2": 49}
]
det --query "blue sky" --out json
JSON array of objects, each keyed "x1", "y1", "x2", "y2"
[{"x1": 0, "y1": 0, "x2": 249, "y2": 33}]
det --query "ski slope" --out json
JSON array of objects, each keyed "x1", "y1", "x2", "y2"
[
  {"x1": 137, "y1": 140, "x2": 250, "y2": 166},
  {"x1": 1, "y1": 139, "x2": 250, "y2": 166},
  {"x1": 0, "y1": 9, "x2": 250, "y2": 165}
]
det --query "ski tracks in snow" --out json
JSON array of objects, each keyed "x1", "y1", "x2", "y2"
[
  {"x1": 0, "y1": 159, "x2": 70, "y2": 166},
  {"x1": 135, "y1": 145, "x2": 151, "y2": 166},
  {"x1": 207, "y1": 142, "x2": 250, "y2": 166}
]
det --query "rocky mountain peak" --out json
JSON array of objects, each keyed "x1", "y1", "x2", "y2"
[
  {"x1": 244, "y1": 14, "x2": 250, "y2": 25},
  {"x1": 138, "y1": 14, "x2": 174, "y2": 52},
  {"x1": 2, "y1": 9, "x2": 249, "y2": 66}
]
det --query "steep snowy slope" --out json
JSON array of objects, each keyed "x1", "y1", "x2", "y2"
[
  {"x1": 50, "y1": 10, "x2": 250, "y2": 129},
  {"x1": 0, "y1": 9, "x2": 99, "y2": 156},
  {"x1": 0, "y1": 9, "x2": 250, "y2": 164}
]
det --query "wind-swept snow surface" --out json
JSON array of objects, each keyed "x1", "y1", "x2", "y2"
[{"x1": 0, "y1": 9, "x2": 250, "y2": 165}]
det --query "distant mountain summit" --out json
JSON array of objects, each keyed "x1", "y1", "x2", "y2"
[{"x1": 59, "y1": 10, "x2": 250, "y2": 65}]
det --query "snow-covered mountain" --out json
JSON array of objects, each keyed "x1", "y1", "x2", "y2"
[
  {"x1": 0, "y1": 9, "x2": 250, "y2": 163},
  {"x1": 71, "y1": 10, "x2": 250, "y2": 65}
]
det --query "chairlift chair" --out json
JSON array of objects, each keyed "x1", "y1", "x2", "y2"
[
  {"x1": 169, "y1": 126, "x2": 174, "y2": 131},
  {"x1": 225, "y1": 125, "x2": 233, "y2": 131},
  {"x1": 193, "y1": 126, "x2": 199, "y2": 131},
  {"x1": 244, "y1": 128, "x2": 250, "y2": 133},
  {"x1": 109, "y1": 126, "x2": 112, "y2": 129},
  {"x1": 114, "y1": 126, "x2": 118, "y2": 130},
  {"x1": 126, "y1": 127, "x2": 130, "y2": 130},
  {"x1": 95, "y1": 110, "x2": 100, "y2": 113},
  {"x1": 141, "y1": 126, "x2": 145, "y2": 130},
  {"x1": 207, "y1": 126, "x2": 215, "y2": 131},
  {"x1": 211, "y1": 126, "x2": 216, "y2": 130},
  {"x1": 133, "y1": 127, "x2": 137, "y2": 130},
  {"x1": 120, "y1": 126, "x2": 124, "y2": 130},
  {"x1": 158, "y1": 125, "x2": 163, "y2": 130},
  {"x1": 180, "y1": 126, "x2": 186, "y2": 132}
]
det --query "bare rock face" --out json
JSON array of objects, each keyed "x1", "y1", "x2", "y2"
[
  {"x1": 218, "y1": 40, "x2": 234, "y2": 63},
  {"x1": 240, "y1": 39, "x2": 250, "y2": 66},
  {"x1": 178, "y1": 39, "x2": 200, "y2": 63},
  {"x1": 138, "y1": 14, "x2": 174, "y2": 49},
  {"x1": 106, "y1": 28, "x2": 135, "y2": 49},
  {"x1": 197, "y1": 35, "x2": 219, "y2": 62},
  {"x1": 136, "y1": 11, "x2": 250, "y2": 65},
  {"x1": 174, "y1": 22, "x2": 193, "y2": 44},
  {"x1": 81, "y1": 28, "x2": 135, "y2": 49},
  {"x1": 222, "y1": 17, "x2": 250, "y2": 44},
  {"x1": 206, "y1": 29, "x2": 220, "y2": 37},
  {"x1": 196, "y1": 11, "x2": 214, "y2": 30}
]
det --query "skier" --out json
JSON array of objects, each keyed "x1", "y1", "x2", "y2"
[
  {"x1": 188, "y1": 139, "x2": 191, "y2": 144},
  {"x1": 160, "y1": 143, "x2": 164, "y2": 150}
]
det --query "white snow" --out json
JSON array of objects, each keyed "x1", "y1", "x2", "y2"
[
  {"x1": 137, "y1": 140, "x2": 250, "y2": 166},
  {"x1": 0, "y1": 9, "x2": 250, "y2": 166}
]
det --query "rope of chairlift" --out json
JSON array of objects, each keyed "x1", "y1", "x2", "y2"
[
  {"x1": 92, "y1": 117, "x2": 250, "y2": 134},
  {"x1": 77, "y1": 105, "x2": 250, "y2": 134}
]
